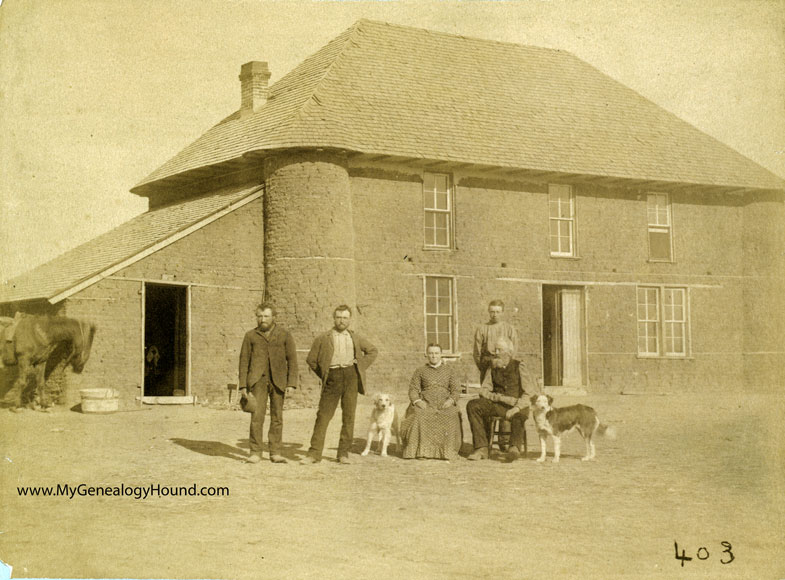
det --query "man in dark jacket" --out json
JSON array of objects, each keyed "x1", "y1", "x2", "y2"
[
  {"x1": 466, "y1": 337, "x2": 536, "y2": 461},
  {"x1": 239, "y1": 303, "x2": 298, "y2": 464},
  {"x1": 301, "y1": 305, "x2": 378, "y2": 464}
]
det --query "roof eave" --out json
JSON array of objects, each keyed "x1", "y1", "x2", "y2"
[
  {"x1": 47, "y1": 187, "x2": 264, "y2": 304},
  {"x1": 132, "y1": 145, "x2": 785, "y2": 198},
  {"x1": 1, "y1": 187, "x2": 264, "y2": 306},
  {"x1": 131, "y1": 145, "x2": 357, "y2": 197}
]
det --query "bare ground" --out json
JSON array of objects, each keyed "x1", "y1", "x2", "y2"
[{"x1": 1, "y1": 392, "x2": 783, "y2": 580}]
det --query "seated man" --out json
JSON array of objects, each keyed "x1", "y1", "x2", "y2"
[{"x1": 466, "y1": 337, "x2": 536, "y2": 460}]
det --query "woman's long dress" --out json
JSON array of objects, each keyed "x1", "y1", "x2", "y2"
[{"x1": 400, "y1": 363, "x2": 462, "y2": 459}]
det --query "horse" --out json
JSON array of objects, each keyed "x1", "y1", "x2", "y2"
[{"x1": 1, "y1": 314, "x2": 96, "y2": 410}]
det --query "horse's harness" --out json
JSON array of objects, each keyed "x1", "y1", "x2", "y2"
[{"x1": 69, "y1": 320, "x2": 89, "y2": 365}]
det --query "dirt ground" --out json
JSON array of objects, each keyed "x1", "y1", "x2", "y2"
[{"x1": 1, "y1": 392, "x2": 783, "y2": 580}]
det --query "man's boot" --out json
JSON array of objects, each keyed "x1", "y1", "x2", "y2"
[{"x1": 467, "y1": 447, "x2": 489, "y2": 461}]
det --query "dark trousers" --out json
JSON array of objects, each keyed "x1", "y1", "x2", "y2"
[
  {"x1": 308, "y1": 366, "x2": 358, "y2": 460},
  {"x1": 249, "y1": 380, "x2": 285, "y2": 456},
  {"x1": 466, "y1": 397, "x2": 527, "y2": 451},
  {"x1": 477, "y1": 357, "x2": 492, "y2": 385}
]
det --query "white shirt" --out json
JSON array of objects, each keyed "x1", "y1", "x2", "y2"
[{"x1": 331, "y1": 329, "x2": 354, "y2": 367}]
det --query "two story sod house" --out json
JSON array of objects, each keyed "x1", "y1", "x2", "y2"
[{"x1": 2, "y1": 20, "x2": 783, "y2": 407}]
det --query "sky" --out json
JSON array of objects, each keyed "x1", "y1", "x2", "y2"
[{"x1": 1, "y1": 0, "x2": 783, "y2": 281}]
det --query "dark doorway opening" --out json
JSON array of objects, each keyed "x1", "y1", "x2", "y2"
[{"x1": 144, "y1": 283, "x2": 188, "y2": 397}]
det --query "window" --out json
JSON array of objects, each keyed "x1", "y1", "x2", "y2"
[
  {"x1": 637, "y1": 287, "x2": 659, "y2": 356},
  {"x1": 662, "y1": 288, "x2": 687, "y2": 355},
  {"x1": 637, "y1": 286, "x2": 688, "y2": 356},
  {"x1": 423, "y1": 173, "x2": 453, "y2": 248},
  {"x1": 647, "y1": 193, "x2": 673, "y2": 261},
  {"x1": 549, "y1": 184, "x2": 575, "y2": 256},
  {"x1": 424, "y1": 276, "x2": 455, "y2": 352}
]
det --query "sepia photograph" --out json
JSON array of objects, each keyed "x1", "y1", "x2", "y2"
[{"x1": 1, "y1": 1, "x2": 783, "y2": 578}]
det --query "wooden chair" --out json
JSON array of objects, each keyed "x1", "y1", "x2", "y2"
[{"x1": 487, "y1": 416, "x2": 527, "y2": 455}]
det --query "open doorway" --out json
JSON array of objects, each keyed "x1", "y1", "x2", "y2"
[
  {"x1": 542, "y1": 285, "x2": 586, "y2": 388},
  {"x1": 144, "y1": 283, "x2": 188, "y2": 397}
]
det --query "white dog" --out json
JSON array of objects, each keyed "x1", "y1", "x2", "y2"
[
  {"x1": 530, "y1": 394, "x2": 616, "y2": 462},
  {"x1": 361, "y1": 393, "x2": 400, "y2": 457}
]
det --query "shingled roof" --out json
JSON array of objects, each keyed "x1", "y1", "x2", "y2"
[
  {"x1": 0, "y1": 185, "x2": 262, "y2": 304},
  {"x1": 133, "y1": 19, "x2": 784, "y2": 195}
]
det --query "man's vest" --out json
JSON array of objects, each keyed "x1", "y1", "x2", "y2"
[{"x1": 491, "y1": 359, "x2": 523, "y2": 399}]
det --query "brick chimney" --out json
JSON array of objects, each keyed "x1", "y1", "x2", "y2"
[{"x1": 239, "y1": 61, "x2": 271, "y2": 115}]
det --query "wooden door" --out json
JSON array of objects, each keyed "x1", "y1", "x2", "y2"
[{"x1": 559, "y1": 289, "x2": 583, "y2": 387}]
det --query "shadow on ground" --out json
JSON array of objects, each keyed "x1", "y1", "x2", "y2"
[{"x1": 170, "y1": 438, "x2": 249, "y2": 462}]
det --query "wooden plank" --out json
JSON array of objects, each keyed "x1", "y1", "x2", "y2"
[
  {"x1": 141, "y1": 396, "x2": 196, "y2": 405},
  {"x1": 559, "y1": 289, "x2": 583, "y2": 388}
]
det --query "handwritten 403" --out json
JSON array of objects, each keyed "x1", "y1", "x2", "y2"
[{"x1": 674, "y1": 541, "x2": 735, "y2": 567}]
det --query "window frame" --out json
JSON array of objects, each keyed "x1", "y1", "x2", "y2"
[
  {"x1": 422, "y1": 275, "x2": 457, "y2": 354},
  {"x1": 646, "y1": 192, "x2": 674, "y2": 262},
  {"x1": 422, "y1": 172, "x2": 455, "y2": 250},
  {"x1": 549, "y1": 183, "x2": 577, "y2": 258},
  {"x1": 636, "y1": 285, "x2": 690, "y2": 358}
]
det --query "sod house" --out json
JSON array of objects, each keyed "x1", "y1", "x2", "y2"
[{"x1": 2, "y1": 20, "x2": 783, "y2": 407}]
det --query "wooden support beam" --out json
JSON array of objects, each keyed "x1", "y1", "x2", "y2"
[
  {"x1": 361, "y1": 154, "x2": 388, "y2": 162},
  {"x1": 541, "y1": 171, "x2": 573, "y2": 182},
  {"x1": 462, "y1": 165, "x2": 501, "y2": 176},
  {"x1": 644, "y1": 181, "x2": 681, "y2": 192},
  {"x1": 189, "y1": 167, "x2": 220, "y2": 178},
  {"x1": 596, "y1": 178, "x2": 629, "y2": 187},
  {"x1": 623, "y1": 179, "x2": 659, "y2": 190},
  {"x1": 398, "y1": 156, "x2": 426, "y2": 165},
  {"x1": 223, "y1": 158, "x2": 250, "y2": 170},
  {"x1": 474, "y1": 167, "x2": 525, "y2": 179},
  {"x1": 496, "y1": 168, "x2": 528, "y2": 176},
  {"x1": 568, "y1": 175, "x2": 605, "y2": 183},
  {"x1": 659, "y1": 184, "x2": 689, "y2": 194},
  {"x1": 701, "y1": 186, "x2": 728, "y2": 195},
  {"x1": 161, "y1": 175, "x2": 191, "y2": 185}
]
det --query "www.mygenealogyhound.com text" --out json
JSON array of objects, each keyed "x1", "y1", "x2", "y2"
[{"x1": 17, "y1": 483, "x2": 229, "y2": 500}]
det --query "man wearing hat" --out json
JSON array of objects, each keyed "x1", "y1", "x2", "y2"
[{"x1": 238, "y1": 303, "x2": 298, "y2": 464}]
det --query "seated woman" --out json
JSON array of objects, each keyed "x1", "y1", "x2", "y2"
[{"x1": 400, "y1": 343, "x2": 463, "y2": 460}]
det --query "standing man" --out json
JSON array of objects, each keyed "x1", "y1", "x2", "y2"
[
  {"x1": 466, "y1": 337, "x2": 537, "y2": 461},
  {"x1": 301, "y1": 305, "x2": 378, "y2": 465},
  {"x1": 238, "y1": 303, "x2": 298, "y2": 464},
  {"x1": 473, "y1": 299, "x2": 519, "y2": 385}
]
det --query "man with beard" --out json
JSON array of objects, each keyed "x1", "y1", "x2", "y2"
[
  {"x1": 466, "y1": 337, "x2": 537, "y2": 461},
  {"x1": 238, "y1": 303, "x2": 298, "y2": 464},
  {"x1": 301, "y1": 305, "x2": 378, "y2": 465}
]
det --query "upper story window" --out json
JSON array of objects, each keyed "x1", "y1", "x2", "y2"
[
  {"x1": 549, "y1": 184, "x2": 576, "y2": 257},
  {"x1": 424, "y1": 275, "x2": 455, "y2": 353},
  {"x1": 423, "y1": 172, "x2": 453, "y2": 249},
  {"x1": 637, "y1": 285, "x2": 689, "y2": 357},
  {"x1": 647, "y1": 193, "x2": 673, "y2": 261}
]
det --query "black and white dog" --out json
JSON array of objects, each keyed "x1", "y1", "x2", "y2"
[{"x1": 530, "y1": 394, "x2": 616, "y2": 462}]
